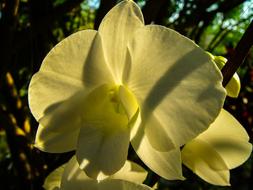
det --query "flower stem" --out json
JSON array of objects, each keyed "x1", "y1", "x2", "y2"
[{"x1": 221, "y1": 20, "x2": 253, "y2": 87}]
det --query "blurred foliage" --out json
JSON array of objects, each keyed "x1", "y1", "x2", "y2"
[{"x1": 0, "y1": 0, "x2": 252, "y2": 189}]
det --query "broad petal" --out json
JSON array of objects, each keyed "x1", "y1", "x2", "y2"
[
  {"x1": 29, "y1": 30, "x2": 98, "y2": 121},
  {"x1": 126, "y1": 25, "x2": 226, "y2": 147},
  {"x1": 131, "y1": 116, "x2": 184, "y2": 180},
  {"x1": 196, "y1": 109, "x2": 252, "y2": 169},
  {"x1": 35, "y1": 90, "x2": 90, "y2": 153},
  {"x1": 98, "y1": 0, "x2": 144, "y2": 83},
  {"x1": 182, "y1": 139, "x2": 230, "y2": 186}
]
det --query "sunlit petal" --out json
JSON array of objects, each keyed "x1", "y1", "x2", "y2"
[
  {"x1": 112, "y1": 160, "x2": 147, "y2": 183},
  {"x1": 118, "y1": 85, "x2": 139, "y2": 120},
  {"x1": 82, "y1": 32, "x2": 114, "y2": 88},
  {"x1": 35, "y1": 90, "x2": 90, "y2": 152},
  {"x1": 61, "y1": 156, "x2": 98, "y2": 190},
  {"x1": 196, "y1": 109, "x2": 252, "y2": 169},
  {"x1": 98, "y1": 0, "x2": 144, "y2": 83},
  {"x1": 43, "y1": 165, "x2": 65, "y2": 190},
  {"x1": 212, "y1": 55, "x2": 241, "y2": 98},
  {"x1": 182, "y1": 139, "x2": 230, "y2": 186},
  {"x1": 131, "y1": 114, "x2": 183, "y2": 180},
  {"x1": 29, "y1": 30, "x2": 97, "y2": 121},
  {"x1": 182, "y1": 109, "x2": 252, "y2": 186},
  {"x1": 61, "y1": 156, "x2": 149, "y2": 190},
  {"x1": 225, "y1": 73, "x2": 241, "y2": 98},
  {"x1": 126, "y1": 25, "x2": 226, "y2": 148}
]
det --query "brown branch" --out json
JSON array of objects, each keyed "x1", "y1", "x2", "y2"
[
  {"x1": 0, "y1": 106, "x2": 34, "y2": 189},
  {"x1": 0, "y1": 0, "x2": 20, "y2": 73},
  {"x1": 222, "y1": 20, "x2": 253, "y2": 86}
]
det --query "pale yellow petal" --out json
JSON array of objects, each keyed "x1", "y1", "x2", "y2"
[
  {"x1": 61, "y1": 156, "x2": 149, "y2": 190},
  {"x1": 131, "y1": 114, "x2": 183, "y2": 180},
  {"x1": 118, "y1": 85, "x2": 139, "y2": 120},
  {"x1": 126, "y1": 25, "x2": 226, "y2": 148},
  {"x1": 224, "y1": 72, "x2": 241, "y2": 98},
  {"x1": 35, "y1": 123, "x2": 79, "y2": 153},
  {"x1": 82, "y1": 32, "x2": 114, "y2": 88},
  {"x1": 35, "y1": 90, "x2": 90, "y2": 152},
  {"x1": 76, "y1": 124, "x2": 130, "y2": 179},
  {"x1": 213, "y1": 55, "x2": 241, "y2": 98},
  {"x1": 61, "y1": 156, "x2": 98, "y2": 190},
  {"x1": 197, "y1": 109, "x2": 252, "y2": 169},
  {"x1": 29, "y1": 30, "x2": 97, "y2": 121},
  {"x1": 182, "y1": 139, "x2": 230, "y2": 186},
  {"x1": 75, "y1": 84, "x2": 130, "y2": 179},
  {"x1": 98, "y1": 0, "x2": 144, "y2": 83},
  {"x1": 43, "y1": 165, "x2": 65, "y2": 190},
  {"x1": 112, "y1": 160, "x2": 148, "y2": 183},
  {"x1": 98, "y1": 179, "x2": 152, "y2": 190},
  {"x1": 144, "y1": 113, "x2": 175, "y2": 152}
]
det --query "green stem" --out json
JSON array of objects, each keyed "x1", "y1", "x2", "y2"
[{"x1": 222, "y1": 20, "x2": 253, "y2": 86}]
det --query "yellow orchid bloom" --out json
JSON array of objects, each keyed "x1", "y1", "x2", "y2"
[
  {"x1": 206, "y1": 52, "x2": 241, "y2": 98},
  {"x1": 44, "y1": 156, "x2": 150, "y2": 190},
  {"x1": 29, "y1": 0, "x2": 226, "y2": 180},
  {"x1": 182, "y1": 109, "x2": 252, "y2": 186}
]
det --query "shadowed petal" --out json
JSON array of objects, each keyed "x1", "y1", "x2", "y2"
[
  {"x1": 35, "y1": 123, "x2": 79, "y2": 153},
  {"x1": 182, "y1": 109, "x2": 252, "y2": 186},
  {"x1": 182, "y1": 139, "x2": 230, "y2": 186},
  {"x1": 76, "y1": 124, "x2": 130, "y2": 179},
  {"x1": 75, "y1": 84, "x2": 130, "y2": 179},
  {"x1": 98, "y1": 180, "x2": 152, "y2": 190},
  {"x1": 112, "y1": 160, "x2": 147, "y2": 183},
  {"x1": 195, "y1": 109, "x2": 252, "y2": 169},
  {"x1": 43, "y1": 165, "x2": 64, "y2": 190},
  {"x1": 61, "y1": 156, "x2": 149, "y2": 190},
  {"x1": 131, "y1": 114, "x2": 184, "y2": 180}
]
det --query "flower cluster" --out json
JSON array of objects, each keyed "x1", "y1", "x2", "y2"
[{"x1": 28, "y1": 0, "x2": 252, "y2": 189}]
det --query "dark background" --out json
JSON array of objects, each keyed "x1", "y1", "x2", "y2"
[{"x1": 0, "y1": 0, "x2": 252, "y2": 189}]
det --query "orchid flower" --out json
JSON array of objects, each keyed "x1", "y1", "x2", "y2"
[
  {"x1": 43, "y1": 156, "x2": 151, "y2": 190},
  {"x1": 206, "y1": 52, "x2": 241, "y2": 98},
  {"x1": 28, "y1": 0, "x2": 226, "y2": 180},
  {"x1": 181, "y1": 109, "x2": 252, "y2": 186}
]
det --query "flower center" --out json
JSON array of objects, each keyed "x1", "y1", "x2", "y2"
[{"x1": 82, "y1": 84, "x2": 139, "y2": 132}]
